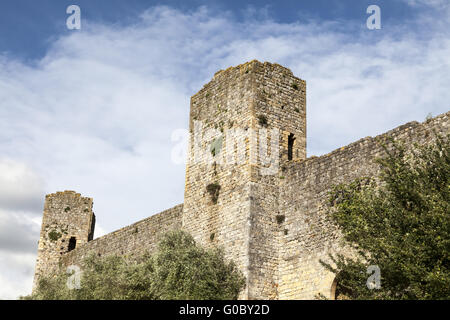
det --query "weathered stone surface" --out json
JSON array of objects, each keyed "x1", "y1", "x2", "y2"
[
  {"x1": 33, "y1": 191, "x2": 95, "y2": 289},
  {"x1": 33, "y1": 60, "x2": 449, "y2": 299}
]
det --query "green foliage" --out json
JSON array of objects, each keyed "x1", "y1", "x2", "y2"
[
  {"x1": 322, "y1": 134, "x2": 450, "y2": 299},
  {"x1": 25, "y1": 230, "x2": 245, "y2": 300},
  {"x1": 291, "y1": 83, "x2": 299, "y2": 90},
  {"x1": 150, "y1": 230, "x2": 245, "y2": 299},
  {"x1": 210, "y1": 136, "x2": 223, "y2": 157},
  {"x1": 25, "y1": 254, "x2": 153, "y2": 300},
  {"x1": 48, "y1": 230, "x2": 62, "y2": 241}
]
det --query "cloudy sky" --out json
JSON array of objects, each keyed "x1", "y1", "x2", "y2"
[{"x1": 0, "y1": 0, "x2": 449, "y2": 299}]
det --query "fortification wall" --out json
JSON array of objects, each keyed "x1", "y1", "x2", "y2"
[
  {"x1": 32, "y1": 59, "x2": 449, "y2": 300},
  {"x1": 246, "y1": 62, "x2": 306, "y2": 299},
  {"x1": 59, "y1": 204, "x2": 183, "y2": 268},
  {"x1": 277, "y1": 111, "x2": 449, "y2": 299}
]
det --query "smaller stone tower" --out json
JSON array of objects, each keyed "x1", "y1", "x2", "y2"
[{"x1": 33, "y1": 191, "x2": 95, "y2": 289}]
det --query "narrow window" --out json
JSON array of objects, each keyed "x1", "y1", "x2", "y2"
[
  {"x1": 288, "y1": 133, "x2": 295, "y2": 160},
  {"x1": 68, "y1": 237, "x2": 77, "y2": 252}
]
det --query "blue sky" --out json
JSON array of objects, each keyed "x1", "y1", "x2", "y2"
[
  {"x1": 0, "y1": 0, "x2": 428, "y2": 61},
  {"x1": 0, "y1": 0, "x2": 449, "y2": 299}
]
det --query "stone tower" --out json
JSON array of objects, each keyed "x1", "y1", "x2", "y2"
[
  {"x1": 33, "y1": 191, "x2": 95, "y2": 289},
  {"x1": 182, "y1": 60, "x2": 306, "y2": 299}
]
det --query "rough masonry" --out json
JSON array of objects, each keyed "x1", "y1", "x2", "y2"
[{"x1": 33, "y1": 60, "x2": 449, "y2": 299}]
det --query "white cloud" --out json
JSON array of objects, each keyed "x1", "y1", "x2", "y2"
[
  {"x1": 0, "y1": 159, "x2": 45, "y2": 212},
  {"x1": 0, "y1": 5, "x2": 449, "y2": 299},
  {"x1": 0, "y1": 159, "x2": 42, "y2": 299},
  {"x1": 94, "y1": 224, "x2": 107, "y2": 239},
  {"x1": 0, "y1": 251, "x2": 36, "y2": 299},
  {"x1": 0, "y1": 210, "x2": 40, "y2": 253},
  {"x1": 401, "y1": 0, "x2": 448, "y2": 8},
  {"x1": 0, "y1": 212, "x2": 39, "y2": 299}
]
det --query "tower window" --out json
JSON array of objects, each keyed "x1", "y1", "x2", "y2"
[
  {"x1": 288, "y1": 133, "x2": 295, "y2": 160},
  {"x1": 68, "y1": 237, "x2": 77, "y2": 252}
]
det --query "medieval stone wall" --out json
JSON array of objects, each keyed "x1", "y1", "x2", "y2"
[
  {"x1": 59, "y1": 204, "x2": 183, "y2": 268},
  {"x1": 277, "y1": 112, "x2": 449, "y2": 299},
  {"x1": 32, "y1": 60, "x2": 449, "y2": 300}
]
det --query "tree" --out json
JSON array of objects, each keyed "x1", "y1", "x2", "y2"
[
  {"x1": 25, "y1": 230, "x2": 245, "y2": 300},
  {"x1": 322, "y1": 133, "x2": 450, "y2": 300}
]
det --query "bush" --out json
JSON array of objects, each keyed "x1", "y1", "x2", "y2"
[
  {"x1": 25, "y1": 230, "x2": 245, "y2": 300},
  {"x1": 322, "y1": 133, "x2": 450, "y2": 299}
]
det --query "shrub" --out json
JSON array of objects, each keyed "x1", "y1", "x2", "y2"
[
  {"x1": 48, "y1": 230, "x2": 62, "y2": 242},
  {"x1": 322, "y1": 134, "x2": 450, "y2": 299},
  {"x1": 25, "y1": 230, "x2": 246, "y2": 300}
]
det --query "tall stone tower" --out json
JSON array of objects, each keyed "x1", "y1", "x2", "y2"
[
  {"x1": 33, "y1": 191, "x2": 95, "y2": 289},
  {"x1": 182, "y1": 60, "x2": 306, "y2": 299}
]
